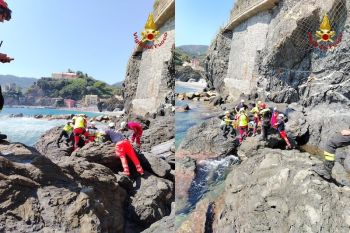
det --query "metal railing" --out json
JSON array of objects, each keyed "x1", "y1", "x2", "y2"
[{"x1": 153, "y1": 0, "x2": 174, "y2": 21}]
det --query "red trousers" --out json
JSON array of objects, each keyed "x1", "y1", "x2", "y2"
[
  {"x1": 239, "y1": 126, "x2": 248, "y2": 143},
  {"x1": 73, "y1": 128, "x2": 89, "y2": 150},
  {"x1": 279, "y1": 131, "x2": 291, "y2": 146},
  {"x1": 115, "y1": 140, "x2": 142, "y2": 173}
]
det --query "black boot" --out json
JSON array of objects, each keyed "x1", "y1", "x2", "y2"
[{"x1": 313, "y1": 160, "x2": 335, "y2": 180}]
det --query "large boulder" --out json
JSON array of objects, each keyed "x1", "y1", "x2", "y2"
[
  {"x1": 142, "y1": 202, "x2": 175, "y2": 233},
  {"x1": 177, "y1": 118, "x2": 239, "y2": 160},
  {"x1": 0, "y1": 143, "x2": 126, "y2": 233},
  {"x1": 213, "y1": 148, "x2": 350, "y2": 232},
  {"x1": 175, "y1": 66, "x2": 202, "y2": 82},
  {"x1": 127, "y1": 172, "x2": 174, "y2": 229}
]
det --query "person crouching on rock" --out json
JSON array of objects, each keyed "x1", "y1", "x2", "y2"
[
  {"x1": 220, "y1": 111, "x2": 235, "y2": 138},
  {"x1": 236, "y1": 108, "x2": 248, "y2": 144},
  {"x1": 106, "y1": 122, "x2": 144, "y2": 176},
  {"x1": 274, "y1": 114, "x2": 292, "y2": 150},
  {"x1": 120, "y1": 121, "x2": 143, "y2": 149},
  {"x1": 57, "y1": 120, "x2": 74, "y2": 148},
  {"x1": 313, "y1": 129, "x2": 350, "y2": 180},
  {"x1": 72, "y1": 114, "x2": 89, "y2": 150},
  {"x1": 259, "y1": 106, "x2": 272, "y2": 141}
]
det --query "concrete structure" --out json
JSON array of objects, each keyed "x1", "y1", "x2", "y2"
[
  {"x1": 183, "y1": 58, "x2": 204, "y2": 71},
  {"x1": 84, "y1": 95, "x2": 98, "y2": 106},
  {"x1": 52, "y1": 72, "x2": 79, "y2": 79},
  {"x1": 130, "y1": 0, "x2": 175, "y2": 115},
  {"x1": 224, "y1": 0, "x2": 279, "y2": 31}
]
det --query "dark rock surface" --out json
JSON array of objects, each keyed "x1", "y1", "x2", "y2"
[
  {"x1": 0, "y1": 143, "x2": 126, "y2": 233},
  {"x1": 175, "y1": 66, "x2": 202, "y2": 82},
  {"x1": 177, "y1": 118, "x2": 239, "y2": 160}
]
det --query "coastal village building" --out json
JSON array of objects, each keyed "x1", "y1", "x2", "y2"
[
  {"x1": 64, "y1": 99, "x2": 76, "y2": 108},
  {"x1": 84, "y1": 95, "x2": 98, "y2": 106},
  {"x1": 182, "y1": 58, "x2": 204, "y2": 71},
  {"x1": 52, "y1": 72, "x2": 78, "y2": 79},
  {"x1": 4, "y1": 83, "x2": 16, "y2": 92}
]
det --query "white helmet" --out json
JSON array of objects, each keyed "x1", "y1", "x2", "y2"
[
  {"x1": 278, "y1": 114, "x2": 285, "y2": 118},
  {"x1": 241, "y1": 99, "x2": 245, "y2": 103},
  {"x1": 90, "y1": 121, "x2": 96, "y2": 126},
  {"x1": 239, "y1": 108, "x2": 245, "y2": 112},
  {"x1": 120, "y1": 121, "x2": 127, "y2": 129},
  {"x1": 108, "y1": 122, "x2": 116, "y2": 128},
  {"x1": 225, "y1": 111, "x2": 230, "y2": 115}
]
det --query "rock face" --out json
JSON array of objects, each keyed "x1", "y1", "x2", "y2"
[
  {"x1": 205, "y1": 30, "x2": 232, "y2": 93},
  {"x1": 175, "y1": 66, "x2": 202, "y2": 82},
  {"x1": 0, "y1": 143, "x2": 126, "y2": 233},
  {"x1": 123, "y1": 55, "x2": 142, "y2": 114},
  {"x1": 125, "y1": 15, "x2": 175, "y2": 115},
  {"x1": 213, "y1": 148, "x2": 350, "y2": 233},
  {"x1": 177, "y1": 118, "x2": 239, "y2": 160},
  {"x1": 207, "y1": 0, "x2": 350, "y2": 106}
]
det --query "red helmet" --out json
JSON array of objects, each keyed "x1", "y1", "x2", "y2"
[
  {"x1": 0, "y1": 0, "x2": 11, "y2": 21},
  {"x1": 260, "y1": 103, "x2": 267, "y2": 109}
]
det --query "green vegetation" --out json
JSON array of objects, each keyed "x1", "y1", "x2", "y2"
[
  {"x1": 174, "y1": 48, "x2": 191, "y2": 66},
  {"x1": 175, "y1": 45, "x2": 209, "y2": 66},
  {"x1": 26, "y1": 71, "x2": 122, "y2": 101}
]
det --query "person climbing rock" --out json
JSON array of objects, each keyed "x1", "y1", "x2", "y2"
[
  {"x1": 0, "y1": 0, "x2": 11, "y2": 22},
  {"x1": 250, "y1": 103, "x2": 260, "y2": 136},
  {"x1": 274, "y1": 114, "x2": 292, "y2": 149},
  {"x1": 236, "y1": 108, "x2": 248, "y2": 143},
  {"x1": 313, "y1": 129, "x2": 350, "y2": 180},
  {"x1": 57, "y1": 120, "x2": 74, "y2": 148},
  {"x1": 105, "y1": 122, "x2": 144, "y2": 176},
  {"x1": 235, "y1": 99, "x2": 248, "y2": 113},
  {"x1": 260, "y1": 106, "x2": 272, "y2": 141},
  {"x1": 220, "y1": 111, "x2": 235, "y2": 138},
  {"x1": 120, "y1": 121, "x2": 143, "y2": 149},
  {"x1": 271, "y1": 107, "x2": 279, "y2": 129},
  {"x1": 72, "y1": 115, "x2": 89, "y2": 150},
  {"x1": 87, "y1": 121, "x2": 98, "y2": 142}
]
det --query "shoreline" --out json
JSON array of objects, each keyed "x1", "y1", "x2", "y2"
[
  {"x1": 176, "y1": 80, "x2": 207, "y2": 92},
  {"x1": 3, "y1": 105, "x2": 124, "y2": 116}
]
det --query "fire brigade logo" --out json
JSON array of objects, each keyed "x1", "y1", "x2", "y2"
[
  {"x1": 133, "y1": 14, "x2": 167, "y2": 50},
  {"x1": 308, "y1": 14, "x2": 342, "y2": 50}
]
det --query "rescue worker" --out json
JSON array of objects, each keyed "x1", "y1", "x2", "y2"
[
  {"x1": 220, "y1": 111, "x2": 235, "y2": 138},
  {"x1": 313, "y1": 129, "x2": 350, "y2": 180},
  {"x1": 236, "y1": 108, "x2": 248, "y2": 143},
  {"x1": 250, "y1": 103, "x2": 260, "y2": 136},
  {"x1": 105, "y1": 122, "x2": 144, "y2": 176},
  {"x1": 271, "y1": 107, "x2": 279, "y2": 129},
  {"x1": 274, "y1": 114, "x2": 292, "y2": 149},
  {"x1": 72, "y1": 114, "x2": 89, "y2": 150},
  {"x1": 87, "y1": 121, "x2": 98, "y2": 142},
  {"x1": 260, "y1": 106, "x2": 272, "y2": 141},
  {"x1": 120, "y1": 121, "x2": 143, "y2": 149},
  {"x1": 57, "y1": 120, "x2": 74, "y2": 148},
  {"x1": 235, "y1": 99, "x2": 248, "y2": 113}
]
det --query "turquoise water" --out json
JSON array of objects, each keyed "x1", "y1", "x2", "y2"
[
  {"x1": 1, "y1": 107, "x2": 100, "y2": 118},
  {"x1": 0, "y1": 107, "x2": 101, "y2": 146}
]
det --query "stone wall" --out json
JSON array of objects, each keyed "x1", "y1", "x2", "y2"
[
  {"x1": 127, "y1": 17, "x2": 175, "y2": 115},
  {"x1": 224, "y1": 11, "x2": 272, "y2": 99}
]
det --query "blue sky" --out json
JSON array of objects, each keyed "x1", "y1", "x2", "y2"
[
  {"x1": 0, "y1": 1, "x2": 154, "y2": 84},
  {"x1": 176, "y1": 0, "x2": 234, "y2": 46}
]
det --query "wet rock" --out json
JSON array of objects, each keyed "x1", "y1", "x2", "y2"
[
  {"x1": 175, "y1": 157, "x2": 196, "y2": 210},
  {"x1": 176, "y1": 104, "x2": 191, "y2": 112}
]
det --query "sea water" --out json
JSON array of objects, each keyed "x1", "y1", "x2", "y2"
[{"x1": 0, "y1": 107, "x2": 101, "y2": 146}]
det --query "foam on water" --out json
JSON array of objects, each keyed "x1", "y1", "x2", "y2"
[{"x1": 0, "y1": 116, "x2": 66, "y2": 146}]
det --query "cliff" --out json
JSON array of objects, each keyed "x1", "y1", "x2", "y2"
[
  {"x1": 123, "y1": 0, "x2": 175, "y2": 115},
  {"x1": 205, "y1": 0, "x2": 350, "y2": 148}
]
